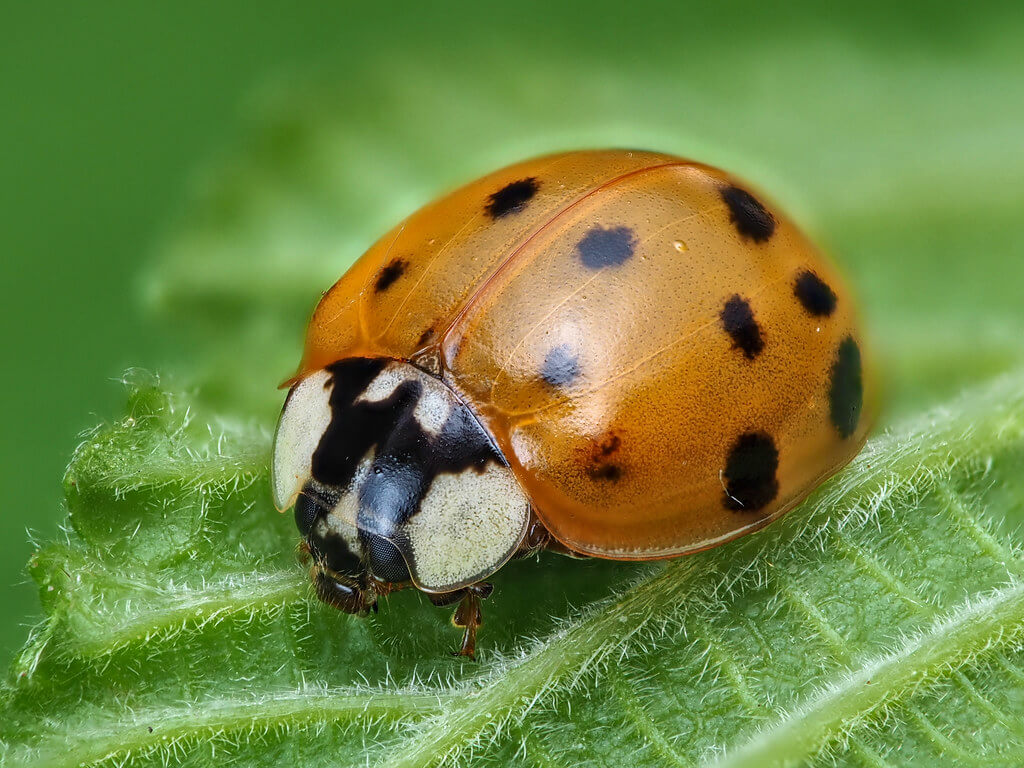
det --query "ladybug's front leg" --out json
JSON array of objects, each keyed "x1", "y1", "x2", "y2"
[{"x1": 429, "y1": 582, "x2": 493, "y2": 659}]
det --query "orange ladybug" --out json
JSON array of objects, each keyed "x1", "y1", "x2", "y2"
[{"x1": 272, "y1": 149, "x2": 873, "y2": 657}]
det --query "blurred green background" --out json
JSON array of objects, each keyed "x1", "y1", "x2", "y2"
[
  {"x1": 0, "y1": 2, "x2": 356, "y2": 658},
  {"x1": 2, "y1": 0, "x2": 1023, "y2": 662}
]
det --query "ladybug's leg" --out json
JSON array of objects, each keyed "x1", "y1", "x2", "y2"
[
  {"x1": 427, "y1": 589, "x2": 465, "y2": 607},
  {"x1": 513, "y1": 513, "x2": 590, "y2": 560},
  {"x1": 512, "y1": 514, "x2": 551, "y2": 559},
  {"x1": 454, "y1": 592, "x2": 482, "y2": 659},
  {"x1": 431, "y1": 582, "x2": 493, "y2": 659}
]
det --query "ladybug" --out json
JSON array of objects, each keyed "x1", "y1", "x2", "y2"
[{"x1": 272, "y1": 149, "x2": 873, "y2": 657}]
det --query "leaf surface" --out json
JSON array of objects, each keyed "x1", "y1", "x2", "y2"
[{"x1": 3, "y1": 366, "x2": 1024, "y2": 766}]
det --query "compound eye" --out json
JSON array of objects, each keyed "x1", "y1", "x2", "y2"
[
  {"x1": 362, "y1": 532, "x2": 411, "y2": 583},
  {"x1": 294, "y1": 491, "x2": 321, "y2": 537}
]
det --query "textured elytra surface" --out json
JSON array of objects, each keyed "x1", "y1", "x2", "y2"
[
  {"x1": 293, "y1": 150, "x2": 874, "y2": 560},
  {"x1": 5, "y1": 9, "x2": 1024, "y2": 764}
]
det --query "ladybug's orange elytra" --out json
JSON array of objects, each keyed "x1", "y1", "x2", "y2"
[{"x1": 271, "y1": 149, "x2": 874, "y2": 657}]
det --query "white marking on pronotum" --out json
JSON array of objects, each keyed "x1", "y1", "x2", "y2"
[
  {"x1": 404, "y1": 463, "x2": 530, "y2": 592},
  {"x1": 356, "y1": 363, "x2": 453, "y2": 437},
  {"x1": 357, "y1": 366, "x2": 406, "y2": 403},
  {"x1": 272, "y1": 369, "x2": 334, "y2": 511},
  {"x1": 412, "y1": 385, "x2": 455, "y2": 437}
]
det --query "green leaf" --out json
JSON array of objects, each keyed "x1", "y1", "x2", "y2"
[{"x1": 3, "y1": 367, "x2": 1024, "y2": 766}]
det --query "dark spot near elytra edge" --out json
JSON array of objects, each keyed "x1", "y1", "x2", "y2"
[
  {"x1": 587, "y1": 432, "x2": 623, "y2": 482},
  {"x1": 829, "y1": 336, "x2": 863, "y2": 438},
  {"x1": 723, "y1": 432, "x2": 779, "y2": 511},
  {"x1": 721, "y1": 185, "x2": 775, "y2": 243},
  {"x1": 720, "y1": 295, "x2": 764, "y2": 360},
  {"x1": 416, "y1": 328, "x2": 435, "y2": 347},
  {"x1": 540, "y1": 344, "x2": 580, "y2": 387},
  {"x1": 374, "y1": 258, "x2": 408, "y2": 293},
  {"x1": 485, "y1": 177, "x2": 539, "y2": 218},
  {"x1": 589, "y1": 464, "x2": 622, "y2": 481},
  {"x1": 597, "y1": 433, "x2": 621, "y2": 456},
  {"x1": 576, "y1": 225, "x2": 637, "y2": 269},
  {"x1": 794, "y1": 270, "x2": 837, "y2": 317}
]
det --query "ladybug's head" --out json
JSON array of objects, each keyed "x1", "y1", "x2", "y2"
[
  {"x1": 271, "y1": 356, "x2": 531, "y2": 602},
  {"x1": 272, "y1": 358, "x2": 412, "y2": 609}
]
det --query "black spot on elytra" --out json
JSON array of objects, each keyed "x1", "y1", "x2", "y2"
[
  {"x1": 587, "y1": 433, "x2": 623, "y2": 482},
  {"x1": 829, "y1": 336, "x2": 863, "y2": 438},
  {"x1": 597, "y1": 434, "x2": 621, "y2": 457},
  {"x1": 304, "y1": 357, "x2": 506, "y2": 585},
  {"x1": 541, "y1": 344, "x2": 580, "y2": 387},
  {"x1": 723, "y1": 432, "x2": 779, "y2": 511},
  {"x1": 721, "y1": 185, "x2": 775, "y2": 243},
  {"x1": 416, "y1": 328, "x2": 435, "y2": 347},
  {"x1": 589, "y1": 464, "x2": 622, "y2": 482},
  {"x1": 720, "y1": 295, "x2": 764, "y2": 360},
  {"x1": 576, "y1": 225, "x2": 636, "y2": 269},
  {"x1": 794, "y1": 270, "x2": 837, "y2": 317},
  {"x1": 374, "y1": 258, "x2": 408, "y2": 293},
  {"x1": 485, "y1": 177, "x2": 539, "y2": 218}
]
